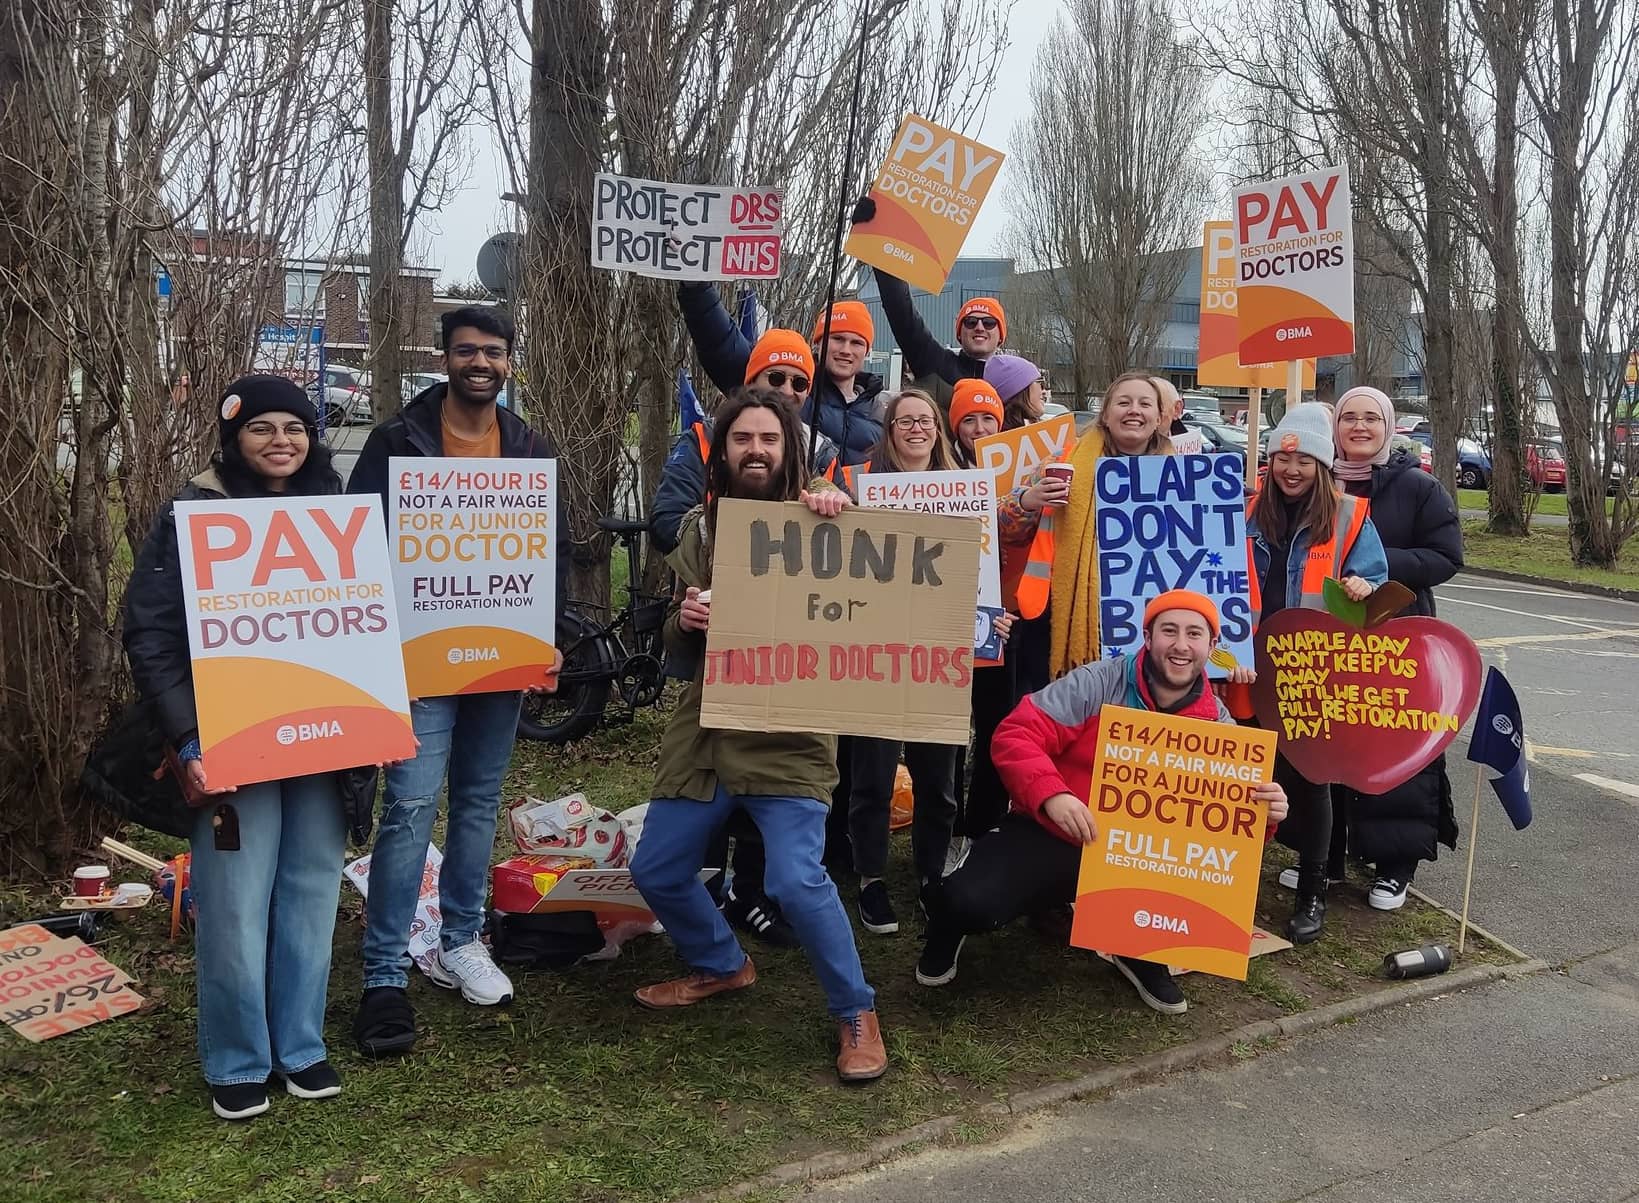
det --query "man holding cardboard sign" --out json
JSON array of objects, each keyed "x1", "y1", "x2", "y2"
[
  {"x1": 917, "y1": 591, "x2": 1289, "y2": 1016},
  {"x1": 629, "y1": 388, "x2": 888, "y2": 1084}
]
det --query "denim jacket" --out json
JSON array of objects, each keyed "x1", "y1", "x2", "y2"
[{"x1": 1246, "y1": 504, "x2": 1389, "y2": 610}]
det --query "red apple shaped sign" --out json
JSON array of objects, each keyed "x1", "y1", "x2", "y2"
[{"x1": 1251, "y1": 608, "x2": 1483, "y2": 794}]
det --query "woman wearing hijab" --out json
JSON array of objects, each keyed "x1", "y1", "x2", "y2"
[{"x1": 1324, "y1": 386, "x2": 1464, "y2": 909}]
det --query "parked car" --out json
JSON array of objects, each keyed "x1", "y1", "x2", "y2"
[
  {"x1": 1390, "y1": 432, "x2": 1434, "y2": 474},
  {"x1": 402, "y1": 371, "x2": 447, "y2": 402},
  {"x1": 1183, "y1": 418, "x2": 1250, "y2": 456},
  {"x1": 1179, "y1": 391, "x2": 1222, "y2": 418},
  {"x1": 1405, "y1": 431, "x2": 1493, "y2": 488},
  {"x1": 1526, "y1": 441, "x2": 1567, "y2": 492},
  {"x1": 318, "y1": 365, "x2": 373, "y2": 426},
  {"x1": 1040, "y1": 401, "x2": 1072, "y2": 420}
]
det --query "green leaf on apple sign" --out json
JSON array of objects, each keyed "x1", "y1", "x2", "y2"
[{"x1": 1322, "y1": 577, "x2": 1366, "y2": 628}]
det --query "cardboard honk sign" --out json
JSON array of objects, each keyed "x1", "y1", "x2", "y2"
[
  {"x1": 973, "y1": 414, "x2": 1077, "y2": 498},
  {"x1": 174, "y1": 494, "x2": 415, "y2": 788},
  {"x1": 389, "y1": 458, "x2": 558, "y2": 696},
  {"x1": 845, "y1": 114, "x2": 1004, "y2": 294},
  {"x1": 857, "y1": 469, "x2": 1004, "y2": 660},
  {"x1": 700, "y1": 499, "x2": 980, "y2": 744},
  {"x1": 1232, "y1": 167, "x2": 1356, "y2": 363},
  {"x1": 1070, "y1": 707, "x2": 1276, "y2": 980},
  {"x1": 1198, "y1": 221, "x2": 1316, "y2": 389}
]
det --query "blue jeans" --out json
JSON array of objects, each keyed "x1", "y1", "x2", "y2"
[
  {"x1": 188, "y1": 773, "x2": 346, "y2": 1086},
  {"x1": 361, "y1": 691, "x2": 522, "y2": 989},
  {"x1": 631, "y1": 787, "x2": 875, "y2": 1018}
]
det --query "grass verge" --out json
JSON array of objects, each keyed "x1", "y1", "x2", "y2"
[
  {"x1": 1461, "y1": 521, "x2": 1639, "y2": 592},
  {"x1": 1, "y1": 711, "x2": 1515, "y2": 1203}
]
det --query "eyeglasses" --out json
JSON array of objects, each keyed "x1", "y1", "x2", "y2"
[
  {"x1": 449, "y1": 342, "x2": 508, "y2": 362},
  {"x1": 764, "y1": 370, "x2": 811, "y2": 394},
  {"x1": 893, "y1": 415, "x2": 937, "y2": 430},
  {"x1": 961, "y1": 316, "x2": 999, "y2": 331},
  {"x1": 1339, "y1": 413, "x2": 1386, "y2": 426},
  {"x1": 241, "y1": 421, "x2": 310, "y2": 440}
]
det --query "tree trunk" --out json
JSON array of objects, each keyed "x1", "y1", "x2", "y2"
[{"x1": 365, "y1": 0, "x2": 406, "y2": 420}]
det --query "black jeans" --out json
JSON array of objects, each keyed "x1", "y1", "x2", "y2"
[
  {"x1": 846, "y1": 736, "x2": 958, "y2": 885},
  {"x1": 960, "y1": 659, "x2": 1018, "y2": 838},
  {"x1": 1013, "y1": 612, "x2": 1052, "y2": 697},
  {"x1": 932, "y1": 812, "x2": 1082, "y2": 934},
  {"x1": 1273, "y1": 751, "x2": 1332, "y2": 875}
]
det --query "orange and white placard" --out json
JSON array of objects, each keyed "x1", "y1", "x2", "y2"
[
  {"x1": 390, "y1": 458, "x2": 558, "y2": 696},
  {"x1": 174, "y1": 495, "x2": 415, "y2": 788},
  {"x1": 1232, "y1": 166, "x2": 1356, "y2": 364},
  {"x1": 1198, "y1": 222, "x2": 1316, "y2": 390}
]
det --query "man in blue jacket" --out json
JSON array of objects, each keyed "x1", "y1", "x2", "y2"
[{"x1": 675, "y1": 282, "x2": 885, "y2": 464}]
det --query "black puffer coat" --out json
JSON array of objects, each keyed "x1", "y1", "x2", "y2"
[{"x1": 1336, "y1": 450, "x2": 1465, "y2": 870}]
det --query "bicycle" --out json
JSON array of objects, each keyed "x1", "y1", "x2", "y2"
[{"x1": 516, "y1": 514, "x2": 672, "y2": 744}]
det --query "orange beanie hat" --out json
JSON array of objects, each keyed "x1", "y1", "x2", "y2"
[
  {"x1": 744, "y1": 329, "x2": 816, "y2": 385},
  {"x1": 948, "y1": 379, "x2": 1004, "y2": 429},
  {"x1": 811, "y1": 301, "x2": 874, "y2": 349},
  {"x1": 1142, "y1": 589, "x2": 1221, "y2": 639},
  {"x1": 956, "y1": 297, "x2": 1007, "y2": 342}
]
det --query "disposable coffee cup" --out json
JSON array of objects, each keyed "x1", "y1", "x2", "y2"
[
  {"x1": 73, "y1": 865, "x2": 111, "y2": 897},
  {"x1": 113, "y1": 883, "x2": 153, "y2": 905},
  {"x1": 1042, "y1": 462, "x2": 1074, "y2": 504},
  {"x1": 696, "y1": 589, "x2": 711, "y2": 604}
]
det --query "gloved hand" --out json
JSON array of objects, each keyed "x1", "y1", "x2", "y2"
[{"x1": 851, "y1": 195, "x2": 876, "y2": 224}]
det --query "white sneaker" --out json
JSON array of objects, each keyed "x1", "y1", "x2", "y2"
[
  {"x1": 942, "y1": 836, "x2": 972, "y2": 878},
  {"x1": 426, "y1": 939, "x2": 514, "y2": 1005},
  {"x1": 1368, "y1": 877, "x2": 1410, "y2": 911},
  {"x1": 1277, "y1": 867, "x2": 1299, "y2": 890}
]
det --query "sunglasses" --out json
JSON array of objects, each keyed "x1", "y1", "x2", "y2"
[
  {"x1": 764, "y1": 370, "x2": 811, "y2": 393},
  {"x1": 961, "y1": 316, "x2": 999, "y2": 331}
]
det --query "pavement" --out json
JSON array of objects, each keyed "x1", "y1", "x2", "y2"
[
  {"x1": 806, "y1": 575, "x2": 1639, "y2": 1203},
  {"x1": 1461, "y1": 507, "x2": 1569, "y2": 527},
  {"x1": 325, "y1": 423, "x2": 369, "y2": 484}
]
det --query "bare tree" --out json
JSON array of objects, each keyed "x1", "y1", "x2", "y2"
[
  {"x1": 1006, "y1": 0, "x2": 1212, "y2": 399},
  {"x1": 362, "y1": 0, "x2": 483, "y2": 418}
]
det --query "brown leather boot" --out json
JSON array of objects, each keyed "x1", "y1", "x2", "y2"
[
  {"x1": 835, "y1": 1009, "x2": 888, "y2": 1082},
  {"x1": 634, "y1": 958, "x2": 755, "y2": 1009}
]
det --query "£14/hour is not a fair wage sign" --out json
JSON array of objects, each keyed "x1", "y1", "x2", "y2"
[
  {"x1": 174, "y1": 495, "x2": 415, "y2": 788},
  {"x1": 390, "y1": 458, "x2": 558, "y2": 696}
]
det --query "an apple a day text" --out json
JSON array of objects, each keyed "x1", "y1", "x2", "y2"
[
  {"x1": 1094, "y1": 716, "x2": 1270, "y2": 886},
  {"x1": 395, "y1": 467, "x2": 551, "y2": 613},
  {"x1": 1265, "y1": 628, "x2": 1462, "y2": 740}
]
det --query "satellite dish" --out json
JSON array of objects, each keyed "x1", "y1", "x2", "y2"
[{"x1": 477, "y1": 232, "x2": 523, "y2": 297}]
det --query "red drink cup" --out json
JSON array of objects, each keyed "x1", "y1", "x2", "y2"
[
  {"x1": 73, "y1": 865, "x2": 110, "y2": 897},
  {"x1": 1042, "y1": 462, "x2": 1074, "y2": 504}
]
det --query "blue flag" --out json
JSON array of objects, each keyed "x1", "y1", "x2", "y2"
[
  {"x1": 678, "y1": 369, "x2": 704, "y2": 431},
  {"x1": 737, "y1": 287, "x2": 759, "y2": 344},
  {"x1": 1466, "y1": 666, "x2": 1532, "y2": 830}
]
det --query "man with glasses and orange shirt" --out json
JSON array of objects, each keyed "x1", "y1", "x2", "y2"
[{"x1": 347, "y1": 306, "x2": 570, "y2": 1056}]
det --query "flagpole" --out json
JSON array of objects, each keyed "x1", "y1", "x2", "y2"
[
  {"x1": 1457, "y1": 764, "x2": 1484, "y2": 954},
  {"x1": 809, "y1": 0, "x2": 871, "y2": 473}
]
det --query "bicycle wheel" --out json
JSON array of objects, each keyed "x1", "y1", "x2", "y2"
[{"x1": 516, "y1": 611, "x2": 614, "y2": 744}]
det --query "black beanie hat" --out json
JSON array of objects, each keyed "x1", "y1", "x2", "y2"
[{"x1": 218, "y1": 375, "x2": 318, "y2": 444}]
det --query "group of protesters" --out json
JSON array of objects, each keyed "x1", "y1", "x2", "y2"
[{"x1": 118, "y1": 226, "x2": 1463, "y2": 1117}]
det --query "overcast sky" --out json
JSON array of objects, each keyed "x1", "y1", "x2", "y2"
[{"x1": 416, "y1": 2, "x2": 1064, "y2": 287}]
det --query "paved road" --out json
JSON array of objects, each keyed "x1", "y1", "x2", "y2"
[
  {"x1": 810, "y1": 574, "x2": 1639, "y2": 1203},
  {"x1": 1461, "y1": 507, "x2": 1570, "y2": 527}
]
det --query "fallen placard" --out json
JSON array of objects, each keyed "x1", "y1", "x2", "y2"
[
  {"x1": 700, "y1": 499, "x2": 980, "y2": 744},
  {"x1": 0, "y1": 924, "x2": 143, "y2": 1043}
]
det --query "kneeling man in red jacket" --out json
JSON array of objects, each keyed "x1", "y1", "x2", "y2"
[{"x1": 916, "y1": 589, "x2": 1289, "y2": 1014}]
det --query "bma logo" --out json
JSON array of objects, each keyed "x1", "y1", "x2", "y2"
[
  {"x1": 446, "y1": 646, "x2": 500, "y2": 665},
  {"x1": 275, "y1": 720, "x2": 345, "y2": 746},
  {"x1": 1133, "y1": 908, "x2": 1191, "y2": 935}
]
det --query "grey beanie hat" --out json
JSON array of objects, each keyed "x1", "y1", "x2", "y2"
[{"x1": 1267, "y1": 402, "x2": 1336, "y2": 468}]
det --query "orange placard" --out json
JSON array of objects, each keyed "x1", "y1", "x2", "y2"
[
  {"x1": 1198, "y1": 222, "x2": 1316, "y2": 390},
  {"x1": 1232, "y1": 167, "x2": 1356, "y2": 364},
  {"x1": 973, "y1": 414, "x2": 1077, "y2": 497},
  {"x1": 1070, "y1": 706, "x2": 1276, "y2": 980},
  {"x1": 174, "y1": 495, "x2": 416, "y2": 788},
  {"x1": 845, "y1": 113, "x2": 1005, "y2": 294}
]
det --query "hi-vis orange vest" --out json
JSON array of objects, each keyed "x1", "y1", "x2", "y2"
[
  {"x1": 1223, "y1": 490, "x2": 1371, "y2": 719},
  {"x1": 838, "y1": 458, "x2": 873, "y2": 497}
]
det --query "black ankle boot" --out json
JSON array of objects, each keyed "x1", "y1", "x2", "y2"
[{"x1": 1287, "y1": 864, "x2": 1328, "y2": 945}]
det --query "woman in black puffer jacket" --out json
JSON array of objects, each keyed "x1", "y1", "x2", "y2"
[{"x1": 1328, "y1": 387, "x2": 1464, "y2": 909}]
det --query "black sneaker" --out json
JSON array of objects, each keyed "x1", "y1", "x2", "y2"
[
  {"x1": 915, "y1": 922, "x2": 967, "y2": 987},
  {"x1": 353, "y1": 985, "x2": 417, "y2": 1057},
  {"x1": 1103, "y1": 953, "x2": 1188, "y2": 1015},
  {"x1": 210, "y1": 1081, "x2": 270, "y2": 1121},
  {"x1": 279, "y1": 1060, "x2": 342, "y2": 1100},
  {"x1": 722, "y1": 888, "x2": 800, "y2": 949},
  {"x1": 1368, "y1": 877, "x2": 1410, "y2": 911},
  {"x1": 858, "y1": 880, "x2": 899, "y2": 934}
]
